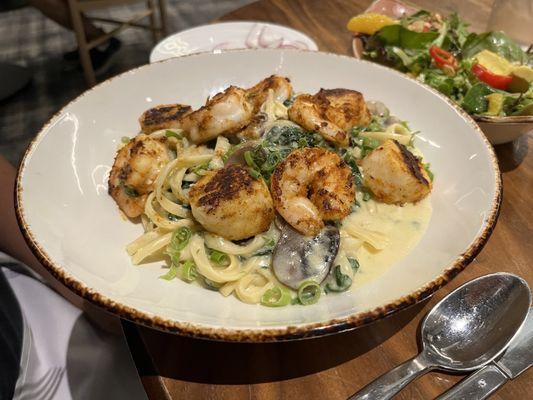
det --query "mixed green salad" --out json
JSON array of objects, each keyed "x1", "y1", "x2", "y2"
[{"x1": 348, "y1": 11, "x2": 533, "y2": 117}]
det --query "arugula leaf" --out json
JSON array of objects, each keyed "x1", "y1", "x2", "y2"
[
  {"x1": 462, "y1": 32, "x2": 528, "y2": 64},
  {"x1": 446, "y1": 13, "x2": 470, "y2": 48},
  {"x1": 376, "y1": 24, "x2": 438, "y2": 49}
]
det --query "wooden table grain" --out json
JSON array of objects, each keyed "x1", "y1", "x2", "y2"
[{"x1": 128, "y1": 1, "x2": 533, "y2": 399}]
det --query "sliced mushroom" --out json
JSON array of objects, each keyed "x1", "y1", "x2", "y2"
[{"x1": 272, "y1": 221, "x2": 340, "y2": 290}]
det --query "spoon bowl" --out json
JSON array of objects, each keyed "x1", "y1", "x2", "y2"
[
  {"x1": 422, "y1": 273, "x2": 531, "y2": 370},
  {"x1": 351, "y1": 273, "x2": 531, "y2": 400}
]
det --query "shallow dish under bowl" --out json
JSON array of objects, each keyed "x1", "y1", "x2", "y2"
[{"x1": 16, "y1": 49, "x2": 501, "y2": 342}]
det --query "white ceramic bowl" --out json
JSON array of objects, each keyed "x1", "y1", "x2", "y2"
[{"x1": 16, "y1": 49, "x2": 501, "y2": 342}]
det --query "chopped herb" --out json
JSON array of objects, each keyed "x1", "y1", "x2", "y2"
[
  {"x1": 342, "y1": 151, "x2": 363, "y2": 187},
  {"x1": 348, "y1": 257, "x2": 360, "y2": 272},
  {"x1": 253, "y1": 237, "x2": 276, "y2": 256},
  {"x1": 165, "y1": 130, "x2": 183, "y2": 139},
  {"x1": 325, "y1": 265, "x2": 352, "y2": 293},
  {"x1": 362, "y1": 191, "x2": 371, "y2": 201},
  {"x1": 423, "y1": 163, "x2": 434, "y2": 182},
  {"x1": 122, "y1": 184, "x2": 139, "y2": 197},
  {"x1": 121, "y1": 136, "x2": 131, "y2": 144},
  {"x1": 291, "y1": 297, "x2": 302, "y2": 305}
]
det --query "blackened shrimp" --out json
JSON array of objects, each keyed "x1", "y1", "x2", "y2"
[
  {"x1": 180, "y1": 86, "x2": 253, "y2": 144},
  {"x1": 189, "y1": 164, "x2": 275, "y2": 240},
  {"x1": 108, "y1": 134, "x2": 170, "y2": 218},
  {"x1": 270, "y1": 148, "x2": 355, "y2": 236},
  {"x1": 288, "y1": 89, "x2": 371, "y2": 147},
  {"x1": 246, "y1": 75, "x2": 292, "y2": 112}
]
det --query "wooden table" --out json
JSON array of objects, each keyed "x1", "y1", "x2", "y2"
[{"x1": 127, "y1": 1, "x2": 533, "y2": 399}]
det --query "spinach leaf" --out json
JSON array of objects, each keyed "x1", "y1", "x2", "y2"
[
  {"x1": 462, "y1": 83, "x2": 495, "y2": 114},
  {"x1": 325, "y1": 265, "x2": 352, "y2": 293},
  {"x1": 462, "y1": 32, "x2": 528, "y2": 64},
  {"x1": 376, "y1": 24, "x2": 438, "y2": 49}
]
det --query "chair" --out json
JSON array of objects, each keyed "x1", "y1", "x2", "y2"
[{"x1": 67, "y1": 0, "x2": 167, "y2": 86}]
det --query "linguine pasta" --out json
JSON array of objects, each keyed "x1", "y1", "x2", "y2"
[{"x1": 113, "y1": 83, "x2": 433, "y2": 307}]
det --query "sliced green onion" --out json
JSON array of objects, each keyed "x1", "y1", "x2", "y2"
[
  {"x1": 121, "y1": 136, "x2": 131, "y2": 144},
  {"x1": 209, "y1": 249, "x2": 229, "y2": 265},
  {"x1": 248, "y1": 168, "x2": 262, "y2": 180},
  {"x1": 325, "y1": 265, "x2": 352, "y2": 293},
  {"x1": 165, "y1": 129, "x2": 183, "y2": 139},
  {"x1": 297, "y1": 280, "x2": 321, "y2": 305},
  {"x1": 159, "y1": 264, "x2": 178, "y2": 281},
  {"x1": 170, "y1": 227, "x2": 192, "y2": 252},
  {"x1": 362, "y1": 136, "x2": 380, "y2": 150},
  {"x1": 191, "y1": 161, "x2": 209, "y2": 176},
  {"x1": 261, "y1": 286, "x2": 292, "y2": 307},
  {"x1": 348, "y1": 257, "x2": 360, "y2": 273},
  {"x1": 244, "y1": 150, "x2": 260, "y2": 170},
  {"x1": 180, "y1": 260, "x2": 197, "y2": 282}
]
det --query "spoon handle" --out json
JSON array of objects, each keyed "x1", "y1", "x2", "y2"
[{"x1": 349, "y1": 353, "x2": 433, "y2": 400}]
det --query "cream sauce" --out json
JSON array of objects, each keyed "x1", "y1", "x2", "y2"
[{"x1": 341, "y1": 196, "x2": 432, "y2": 289}]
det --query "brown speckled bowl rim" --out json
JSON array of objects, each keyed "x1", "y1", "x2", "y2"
[{"x1": 15, "y1": 49, "x2": 502, "y2": 342}]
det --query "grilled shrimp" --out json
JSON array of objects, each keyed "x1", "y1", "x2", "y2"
[
  {"x1": 288, "y1": 89, "x2": 371, "y2": 147},
  {"x1": 109, "y1": 134, "x2": 170, "y2": 218},
  {"x1": 361, "y1": 139, "x2": 432, "y2": 204},
  {"x1": 139, "y1": 104, "x2": 192, "y2": 133},
  {"x1": 189, "y1": 164, "x2": 275, "y2": 240},
  {"x1": 270, "y1": 148, "x2": 355, "y2": 236},
  {"x1": 180, "y1": 86, "x2": 253, "y2": 144},
  {"x1": 246, "y1": 75, "x2": 292, "y2": 112}
]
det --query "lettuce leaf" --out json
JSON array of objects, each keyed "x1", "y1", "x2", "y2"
[
  {"x1": 376, "y1": 24, "x2": 438, "y2": 49},
  {"x1": 462, "y1": 32, "x2": 528, "y2": 64}
]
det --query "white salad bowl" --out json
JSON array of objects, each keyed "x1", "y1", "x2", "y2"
[{"x1": 16, "y1": 49, "x2": 501, "y2": 342}]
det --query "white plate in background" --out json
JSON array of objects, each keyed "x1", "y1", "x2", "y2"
[{"x1": 150, "y1": 22, "x2": 319, "y2": 62}]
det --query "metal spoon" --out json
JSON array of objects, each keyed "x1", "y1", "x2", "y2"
[{"x1": 350, "y1": 272, "x2": 531, "y2": 400}]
